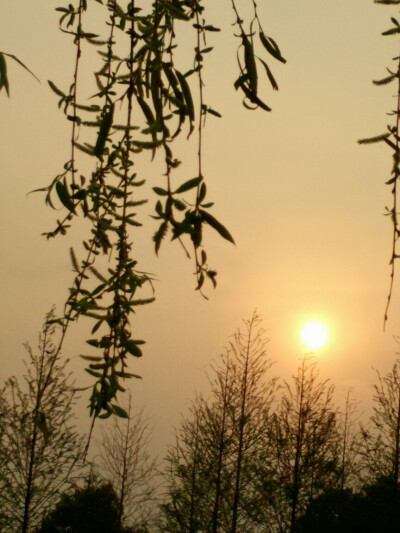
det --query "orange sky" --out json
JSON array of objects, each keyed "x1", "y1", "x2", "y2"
[{"x1": 2, "y1": 0, "x2": 400, "y2": 448}]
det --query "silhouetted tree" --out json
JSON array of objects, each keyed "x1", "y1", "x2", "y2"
[
  {"x1": 160, "y1": 312, "x2": 278, "y2": 532},
  {"x1": 360, "y1": 356, "x2": 400, "y2": 485},
  {"x1": 208, "y1": 354, "x2": 233, "y2": 533},
  {"x1": 0, "y1": 312, "x2": 85, "y2": 532},
  {"x1": 160, "y1": 397, "x2": 216, "y2": 532},
  {"x1": 336, "y1": 389, "x2": 362, "y2": 490},
  {"x1": 270, "y1": 357, "x2": 339, "y2": 532},
  {"x1": 97, "y1": 393, "x2": 157, "y2": 530},
  {"x1": 0, "y1": 384, "x2": 11, "y2": 530},
  {"x1": 227, "y1": 313, "x2": 278, "y2": 532}
]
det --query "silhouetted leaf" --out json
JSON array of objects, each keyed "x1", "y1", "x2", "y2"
[
  {"x1": 48, "y1": 80, "x2": 65, "y2": 97},
  {"x1": 0, "y1": 53, "x2": 10, "y2": 96},
  {"x1": 153, "y1": 187, "x2": 169, "y2": 196},
  {"x1": 206, "y1": 107, "x2": 222, "y2": 118},
  {"x1": 259, "y1": 58, "x2": 279, "y2": 91},
  {"x1": 123, "y1": 340, "x2": 143, "y2": 357},
  {"x1": 112, "y1": 404, "x2": 128, "y2": 418},
  {"x1": 175, "y1": 176, "x2": 202, "y2": 194},
  {"x1": 243, "y1": 34, "x2": 258, "y2": 94},
  {"x1": 200, "y1": 210, "x2": 235, "y2": 244},
  {"x1": 198, "y1": 182, "x2": 207, "y2": 204},
  {"x1": 239, "y1": 82, "x2": 272, "y2": 111},
  {"x1": 86, "y1": 339, "x2": 100, "y2": 347},
  {"x1": 176, "y1": 70, "x2": 195, "y2": 124},
  {"x1": 259, "y1": 32, "x2": 286, "y2": 63},
  {"x1": 382, "y1": 26, "x2": 400, "y2": 35},
  {"x1": 56, "y1": 181, "x2": 76, "y2": 213},
  {"x1": 2, "y1": 52, "x2": 39, "y2": 83},
  {"x1": 80, "y1": 354, "x2": 103, "y2": 361},
  {"x1": 358, "y1": 133, "x2": 390, "y2": 144},
  {"x1": 94, "y1": 103, "x2": 114, "y2": 159},
  {"x1": 373, "y1": 74, "x2": 396, "y2": 85},
  {"x1": 85, "y1": 368, "x2": 102, "y2": 378}
]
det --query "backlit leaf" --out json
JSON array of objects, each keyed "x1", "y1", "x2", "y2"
[
  {"x1": 259, "y1": 33, "x2": 286, "y2": 63},
  {"x1": 175, "y1": 176, "x2": 202, "y2": 194},
  {"x1": 94, "y1": 103, "x2": 114, "y2": 159},
  {"x1": 0, "y1": 53, "x2": 10, "y2": 96},
  {"x1": 123, "y1": 340, "x2": 143, "y2": 357},
  {"x1": 56, "y1": 181, "x2": 76, "y2": 213},
  {"x1": 200, "y1": 210, "x2": 235, "y2": 244}
]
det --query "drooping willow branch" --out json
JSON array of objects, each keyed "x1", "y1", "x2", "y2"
[
  {"x1": 34, "y1": 0, "x2": 286, "y2": 419},
  {"x1": 359, "y1": 0, "x2": 400, "y2": 328}
]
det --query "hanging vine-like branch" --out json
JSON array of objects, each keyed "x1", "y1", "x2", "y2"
[
  {"x1": 34, "y1": 0, "x2": 286, "y2": 419},
  {"x1": 359, "y1": 0, "x2": 400, "y2": 328}
]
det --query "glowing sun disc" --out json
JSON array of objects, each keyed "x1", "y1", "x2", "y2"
[{"x1": 301, "y1": 321, "x2": 328, "y2": 350}]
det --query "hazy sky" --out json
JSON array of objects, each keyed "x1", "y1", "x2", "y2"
[{"x1": 2, "y1": 1, "x2": 400, "y2": 450}]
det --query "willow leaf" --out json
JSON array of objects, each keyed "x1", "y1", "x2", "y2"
[
  {"x1": 200, "y1": 210, "x2": 235, "y2": 244},
  {"x1": 175, "y1": 176, "x2": 202, "y2": 194},
  {"x1": 70, "y1": 247, "x2": 79, "y2": 272},
  {"x1": 0, "y1": 53, "x2": 9, "y2": 96},
  {"x1": 94, "y1": 103, "x2": 114, "y2": 159},
  {"x1": 206, "y1": 107, "x2": 222, "y2": 118},
  {"x1": 73, "y1": 141, "x2": 94, "y2": 156},
  {"x1": 382, "y1": 26, "x2": 400, "y2": 35},
  {"x1": 176, "y1": 70, "x2": 195, "y2": 123},
  {"x1": 154, "y1": 220, "x2": 168, "y2": 254},
  {"x1": 123, "y1": 340, "x2": 143, "y2": 357},
  {"x1": 243, "y1": 34, "x2": 258, "y2": 94},
  {"x1": 56, "y1": 181, "x2": 76, "y2": 213},
  {"x1": 259, "y1": 58, "x2": 279, "y2": 91},
  {"x1": 259, "y1": 33, "x2": 286, "y2": 63},
  {"x1": 112, "y1": 405, "x2": 128, "y2": 418},
  {"x1": 373, "y1": 74, "x2": 396, "y2": 85},
  {"x1": 358, "y1": 133, "x2": 390, "y2": 144},
  {"x1": 2, "y1": 52, "x2": 39, "y2": 82},
  {"x1": 153, "y1": 186, "x2": 168, "y2": 196},
  {"x1": 239, "y1": 81, "x2": 271, "y2": 112},
  {"x1": 48, "y1": 80, "x2": 65, "y2": 97},
  {"x1": 85, "y1": 368, "x2": 102, "y2": 378},
  {"x1": 80, "y1": 354, "x2": 103, "y2": 362}
]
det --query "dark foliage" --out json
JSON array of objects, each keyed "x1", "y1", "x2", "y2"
[
  {"x1": 38, "y1": 483, "x2": 133, "y2": 533},
  {"x1": 295, "y1": 477, "x2": 400, "y2": 533}
]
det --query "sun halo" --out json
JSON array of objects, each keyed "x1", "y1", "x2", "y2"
[{"x1": 301, "y1": 321, "x2": 329, "y2": 351}]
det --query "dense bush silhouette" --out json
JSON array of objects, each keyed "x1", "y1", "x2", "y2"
[
  {"x1": 295, "y1": 477, "x2": 400, "y2": 533},
  {"x1": 38, "y1": 483, "x2": 131, "y2": 533}
]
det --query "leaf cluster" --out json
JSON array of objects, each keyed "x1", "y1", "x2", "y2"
[
  {"x1": 231, "y1": 0, "x2": 286, "y2": 111},
  {"x1": 28, "y1": 0, "x2": 286, "y2": 419}
]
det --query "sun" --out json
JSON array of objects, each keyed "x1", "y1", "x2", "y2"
[{"x1": 301, "y1": 321, "x2": 328, "y2": 351}]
